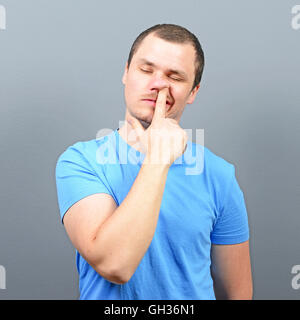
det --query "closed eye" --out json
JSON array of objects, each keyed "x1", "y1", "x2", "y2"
[
  {"x1": 140, "y1": 68, "x2": 152, "y2": 73},
  {"x1": 140, "y1": 68, "x2": 182, "y2": 81},
  {"x1": 170, "y1": 76, "x2": 182, "y2": 81}
]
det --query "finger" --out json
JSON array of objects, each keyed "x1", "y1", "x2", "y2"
[
  {"x1": 152, "y1": 88, "x2": 168, "y2": 121},
  {"x1": 127, "y1": 114, "x2": 145, "y2": 141}
]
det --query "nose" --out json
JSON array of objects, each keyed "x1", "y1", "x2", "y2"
[{"x1": 148, "y1": 72, "x2": 170, "y2": 92}]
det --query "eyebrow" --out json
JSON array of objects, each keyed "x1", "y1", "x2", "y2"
[{"x1": 137, "y1": 58, "x2": 188, "y2": 79}]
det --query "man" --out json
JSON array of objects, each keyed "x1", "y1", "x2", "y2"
[{"x1": 55, "y1": 24, "x2": 252, "y2": 300}]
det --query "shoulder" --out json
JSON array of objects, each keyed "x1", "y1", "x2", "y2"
[
  {"x1": 201, "y1": 146, "x2": 243, "y2": 215},
  {"x1": 203, "y1": 146, "x2": 235, "y2": 179},
  {"x1": 201, "y1": 146, "x2": 237, "y2": 206},
  {"x1": 56, "y1": 131, "x2": 116, "y2": 167},
  {"x1": 56, "y1": 139, "x2": 97, "y2": 166}
]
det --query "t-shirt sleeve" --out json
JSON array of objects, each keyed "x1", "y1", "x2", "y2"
[
  {"x1": 55, "y1": 142, "x2": 113, "y2": 224},
  {"x1": 210, "y1": 164, "x2": 250, "y2": 245}
]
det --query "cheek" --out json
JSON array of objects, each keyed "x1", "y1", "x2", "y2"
[
  {"x1": 172, "y1": 87, "x2": 187, "y2": 103},
  {"x1": 126, "y1": 75, "x2": 143, "y2": 97}
]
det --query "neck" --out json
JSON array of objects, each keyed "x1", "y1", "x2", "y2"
[{"x1": 118, "y1": 117, "x2": 143, "y2": 153}]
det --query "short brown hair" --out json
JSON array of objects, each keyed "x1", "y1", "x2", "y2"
[{"x1": 127, "y1": 24, "x2": 205, "y2": 91}]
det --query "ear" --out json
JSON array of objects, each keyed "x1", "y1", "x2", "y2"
[
  {"x1": 122, "y1": 61, "x2": 129, "y2": 85},
  {"x1": 186, "y1": 84, "x2": 200, "y2": 105}
]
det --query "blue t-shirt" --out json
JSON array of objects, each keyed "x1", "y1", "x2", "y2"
[{"x1": 55, "y1": 128, "x2": 249, "y2": 300}]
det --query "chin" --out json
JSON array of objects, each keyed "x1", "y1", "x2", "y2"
[{"x1": 132, "y1": 109, "x2": 152, "y2": 121}]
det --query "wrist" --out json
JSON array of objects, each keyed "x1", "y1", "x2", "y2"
[{"x1": 142, "y1": 154, "x2": 171, "y2": 172}]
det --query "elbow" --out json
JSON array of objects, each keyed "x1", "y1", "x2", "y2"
[
  {"x1": 84, "y1": 243, "x2": 134, "y2": 285},
  {"x1": 111, "y1": 267, "x2": 133, "y2": 284},
  {"x1": 93, "y1": 261, "x2": 132, "y2": 285}
]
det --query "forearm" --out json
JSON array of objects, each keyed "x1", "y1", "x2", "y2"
[{"x1": 92, "y1": 156, "x2": 170, "y2": 282}]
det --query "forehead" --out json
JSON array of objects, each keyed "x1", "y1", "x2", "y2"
[{"x1": 132, "y1": 34, "x2": 196, "y2": 76}]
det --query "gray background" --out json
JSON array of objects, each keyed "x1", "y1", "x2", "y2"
[{"x1": 0, "y1": 0, "x2": 299, "y2": 299}]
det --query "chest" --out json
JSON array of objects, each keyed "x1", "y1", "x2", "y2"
[
  {"x1": 157, "y1": 172, "x2": 217, "y2": 249},
  {"x1": 105, "y1": 163, "x2": 217, "y2": 244}
]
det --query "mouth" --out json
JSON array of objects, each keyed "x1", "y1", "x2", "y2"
[{"x1": 142, "y1": 99, "x2": 171, "y2": 106}]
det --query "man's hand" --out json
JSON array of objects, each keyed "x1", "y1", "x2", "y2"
[{"x1": 127, "y1": 88, "x2": 188, "y2": 166}]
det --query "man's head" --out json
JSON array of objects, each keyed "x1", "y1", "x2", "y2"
[{"x1": 122, "y1": 24, "x2": 205, "y2": 128}]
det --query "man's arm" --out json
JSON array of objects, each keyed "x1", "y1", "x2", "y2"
[
  {"x1": 210, "y1": 240, "x2": 253, "y2": 299},
  {"x1": 63, "y1": 161, "x2": 169, "y2": 285},
  {"x1": 63, "y1": 88, "x2": 187, "y2": 284}
]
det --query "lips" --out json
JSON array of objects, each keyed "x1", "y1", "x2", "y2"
[{"x1": 143, "y1": 99, "x2": 171, "y2": 105}]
